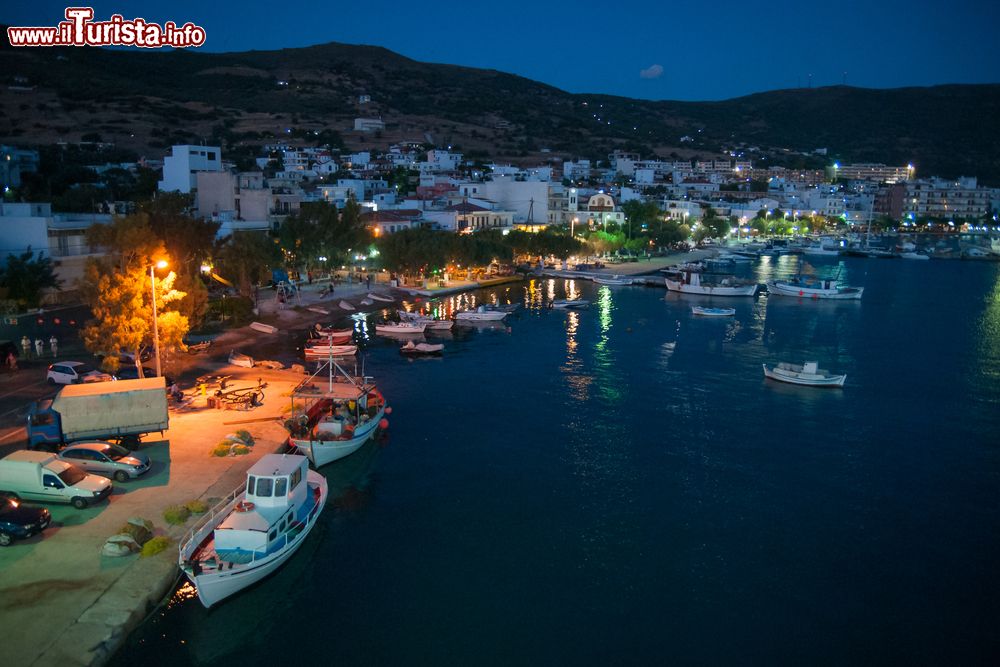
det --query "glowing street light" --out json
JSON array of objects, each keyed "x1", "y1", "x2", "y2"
[{"x1": 150, "y1": 260, "x2": 168, "y2": 378}]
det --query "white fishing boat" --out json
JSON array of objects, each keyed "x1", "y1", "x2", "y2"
[
  {"x1": 375, "y1": 321, "x2": 426, "y2": 334},
  {"x1": 692, "y1": 306, "x2": 735, "y2": 317},
  {"x1": 899, "y1": 251, "x2": 930, "y2": 260},
  {"x1": 454, "y1": 306, "x2": 507, "y2": 321},
  {"x1": 664, "y1": 268, "x2": 759, "y2": 296},
  {"x1": 368, "y1": 293, "x2": 394, "y2": 302},
  {"x1": 592, "y1": 275, "x2": 633, "y2": 286},
  {"x1": 178, "y1": 454, "x2": 328, "y2": 608},
  {"x1": 763, "y1": 361, "x2": 846, "y2": 387},
  {"x1": 766, "y1": 276, "x2": 863, "y2": 300},
  {"x1": 304, "y1": 344, "x2": 358, "y2": 358},
  {"x1": 397, "y1": 311, "x2": 454, "y2": 330},
  {"x1": 400, "y1": 341, "x2": 444, "y2": 355},
  {"x1": 228, "y1": 350, "x2": 254, "y2": 368},
  {"x1": 286, "y1": 359, "x2": 387, "y2": 468},
  {"x1": 551, "y1": 299, "x2": 590, "y2": 309},
  {"x1": 249, "y1": 321, "x2": 278, "y2": 334},
  {"x1": 338, "y1": 300, "x2": 355, "y2": 311}
]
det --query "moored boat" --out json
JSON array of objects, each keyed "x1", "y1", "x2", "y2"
[
  {"x1": 375, "y1": 321, "x2": 426, "y2": 334},
  {"x1": 552, "y1": 299, "x2": 590, "y2": 309},
  {"x1": 454, "y1": 306, "x2": 507, "y2": 321},
  {"x1": 397, "y1": 311, "x2": 455, "y2": 330},
  {"x1": 763, "y1": 361, "x2": 846, "y2": 387},
  {"x1": 400, "y1": 341, "x2": 444, "y2": 355},
  {"x1": 178, "y1": 454, "x2": 328, "y2": 608},
  {"x1": 692, "y1": 306, "x2": 735, "y2": 317},
  {"x1": 664, "y1": 268, "x2": 759, "y2": 296},
  {"x1": 592, "y1": 275, "x2": 633, "y2": 286},
  {"x1": 249, "y1": 321, "x2": 278, "y2": 334},
  {"x1": 303, "y1": 344, "x2": 358, "y2": 358},
  {"x1": 286, "y1": 363, "x2": 387, "y2": 468},
  {"x1": 766, "y1": 276, "x2": 863, "y2": 300},
  {"x1": 367, "y1": 293, "x2": 394, "y2": 302},
  {"x1": 338, "y1": 300, "x2": 355, "y2": 311}
]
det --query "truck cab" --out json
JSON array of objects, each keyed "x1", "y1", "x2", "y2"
[{"x1": 27, "y1": 400, "x2": 61, "y2": 451}]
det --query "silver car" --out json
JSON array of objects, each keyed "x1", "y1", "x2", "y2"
[{"x1": 57, "y1": 442, "x2": 151, "y2": 482}]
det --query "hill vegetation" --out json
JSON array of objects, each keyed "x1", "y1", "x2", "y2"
[{"x1": 2, "y1": 35, "x2": 999, "y2": 183}]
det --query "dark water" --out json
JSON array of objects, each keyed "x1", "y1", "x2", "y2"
[{"x1": 113, "y1": 257, "x2": 1000, "y2": 665}]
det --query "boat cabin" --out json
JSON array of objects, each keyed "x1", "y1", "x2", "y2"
[{"x1": 214, "y1": 455, "x2": 309, "y2": 554}]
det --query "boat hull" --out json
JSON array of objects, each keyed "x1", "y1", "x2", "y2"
[
  {"x1": 766, "y1": 281, "x2": 863, "y2": 300},
  {"x1": 762, "y1": 364, "x2": 846, "y2": 387},
  {"x1": 692, "y1": 307, "x2": 735, "y2": 316},
  {"x1": 184, "y1": 472, "x2": 328, "y2": 608},
  {"x1": 665, "y1": 280, "x2": 758, "y2": 296},
  {"x1": 454, "y1": 311, "x2": 506, "y2": 321},
  {"x1": 291, "y1": 408, "x2": 384, "y2": 467}
]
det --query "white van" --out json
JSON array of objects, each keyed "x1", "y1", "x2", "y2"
[{"x1": 0, "y1": 451, "x2": 113, "y2": 509}]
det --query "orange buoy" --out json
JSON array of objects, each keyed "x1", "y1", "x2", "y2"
[
  {"x1": 235, "y1": 501, "x2": 255, "y2": 512},
  {"x1": 379, "y1": 418, "x2": 390, "y2": 430}
]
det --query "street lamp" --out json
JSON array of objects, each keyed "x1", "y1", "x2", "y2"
[{"x1": 150, "y1": 259, "x2": 167, "y2": 378}]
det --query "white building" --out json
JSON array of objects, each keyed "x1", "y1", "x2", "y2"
[
  {"x1": 157, "y1": 145, "x2": 222, "y2": 193},
  {"x1": 353, "y1": 118, "x2": 385, "y2": 133}
]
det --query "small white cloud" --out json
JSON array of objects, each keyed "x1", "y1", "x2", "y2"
[{"x1": 639, "y1": 64, "x2": 664, "y2": 80}]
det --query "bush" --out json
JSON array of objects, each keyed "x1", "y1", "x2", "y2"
[
  {"x1": 211, "y1": 441, "x2": 232, "y2": 457},
  {"x1": 163, "y1": 505, "x2": 191, "y2": 525},
  {"x1": 232, "y1": 444, "x2": 250, "y2": 456},
  {"x1": 185, "y1": 499, "x2": 209, "y2": 514},
  {"x1": 235, "y1": 429, "x2": 255, "y2": 446},
  {"x1": 141, "y1": 536, "x2": 171, "y2": 557}
]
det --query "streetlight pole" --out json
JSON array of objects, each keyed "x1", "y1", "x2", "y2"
[{"x1": 150, "y1": 260, "x2": 167, "y2": 378}]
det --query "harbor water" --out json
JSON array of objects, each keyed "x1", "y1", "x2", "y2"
[{"x1": 112, "y1": 256, "x2": 1000, "y2": 665}]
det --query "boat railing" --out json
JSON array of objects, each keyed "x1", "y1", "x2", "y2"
[{"x1": 178, "y1": 481, "x2": 247, "y2": 560}]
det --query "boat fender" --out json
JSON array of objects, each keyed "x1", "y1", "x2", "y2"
[
  {"x1": 385, "y1": 406, "x2": 392, "y2": 415},
  {"x1": 235, "y1": 501, "x2": 255, "y2": 512},
  {"x1": 379, "y1": 418, "x2": 390, "y2": 430}
]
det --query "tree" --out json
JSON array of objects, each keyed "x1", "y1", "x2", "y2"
[
  {"x1": 621, "y1": 199, "x2": 661, "y2": 239},
  {"x1": 0, "y1": 248, "x2": 61, "y2": 309},
  {"x1": 80, "y1": 215, "x2": 190, "y2": 374},
  {"x1": 216, "y1": 232, "x2": 280, "y2": 298}
]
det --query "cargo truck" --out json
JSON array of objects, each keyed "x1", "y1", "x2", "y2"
[{"x1": 28, "y1": 378, "x2": 169, "y2": 451}]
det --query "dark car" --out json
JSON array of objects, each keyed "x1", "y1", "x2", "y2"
[
  {"x1": 0, "y1": 496, "x2": 51, "y2": 546},
  {"x1": 113, "y1": 366, "x2": 173, "y2": 386}
]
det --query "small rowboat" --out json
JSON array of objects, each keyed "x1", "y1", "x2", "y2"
[
  {"x1": 339, "y1": 300, "x2": 355, "y2": 311},
  {"x1": 763, "y1": 361, "x2": 846, "y2": 387},
  {"x1": 376, "y1": 322, "x2": 426, "y2": 334},
  {"x1": 593, "y1": 276, "x2": 633, "y2": 286},
  {"x1": 692, "y1": 306, "x2": 735, "y2": 317},
  {"x1": 304, "y1": 344, "x2": 358, "y2": 357},
  {"x1": 360, "y1": 298, "x2": 374, "y2": 306},
  {"x1": 552, "y1": 299, "x2": 590, "y2": 309},
  {"x1": 249, "y1": 321, "x2": 278, "y2": 334},
  {"x1": 368, "y1": 293, "x2": 394, "y2": 302},
  {"x1": 228, "y1": 350, "x2": 254, "y2": 368},
  {"x1": 400, "y1": 341, "x2": 444, "y2": 355}
]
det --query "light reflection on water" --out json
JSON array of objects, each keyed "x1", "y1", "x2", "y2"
[{"x1": 114, "y1": 258, "x2": 1000, "y2": 667}]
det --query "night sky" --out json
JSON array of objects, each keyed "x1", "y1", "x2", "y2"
[{"x1": 4, "y1": 0, "x2": 999, "y2": 101}]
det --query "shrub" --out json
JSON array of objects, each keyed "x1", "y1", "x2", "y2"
[
  {"x1": 141, "y1": 536, "x2": 171, "y2": 557},
  {"x1": 185, "y1": 499, "x2": 209, "y2": 514},
  {"x1": 163, "y1": 505, "x2": 191, "y2": 525},
  {"x1": 232, "y1": 444, "x2": 250, "y2": 456},
  {"x1": 117, "y1": 518, "x2": 153, "y2": 544},
  {"x1": 235, "y1": 429, "x2": 255, "y2": 446},
  {"x1": 211, "y1": 441, "x2": 232, "y2": 457}
]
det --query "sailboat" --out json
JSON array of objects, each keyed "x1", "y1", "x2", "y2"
[{"x1": 286, "y1": 337, "x2": 388, "y2": 467}]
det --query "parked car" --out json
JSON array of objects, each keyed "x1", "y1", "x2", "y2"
[
  {"x1": 57, "y1": 442, "x2": 151, "y2": 482},
  {"x1": 0, "y1": 451, "x2": 112, "y2": 508},
  {"x1": 113, "y1": 366, "x2": 173, "y2": 386},
  {"x1": 46, "y1": 361, "x2": 113, "y2": 385},
  {"x1": 0, "y1": 496, "x2": 51, "y2": 546}
]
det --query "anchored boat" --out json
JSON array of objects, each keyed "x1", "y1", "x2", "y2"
[
  {"x1": 692, "y1": 306, "x2": 735, "y2": 317},
  {"x1": 286, "y1": 351, "x2": 387, "y2": 468},
  {"x1": 664, "y1": 268, "x2": 759, "y2": 296},
  {"x1": 178, "y1": 454, "x2": 328, "y2": 608},
  {"x1": 766, "y1": 276, "x2": 863, "y2": 300},
  {"x1": 763, "y1": 361, "x2": 846, "y2": 387}
]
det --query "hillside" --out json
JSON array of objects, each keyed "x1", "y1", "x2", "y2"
[{"x1": 2, "y1": 35, "x2": 999, "y2": 183}]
